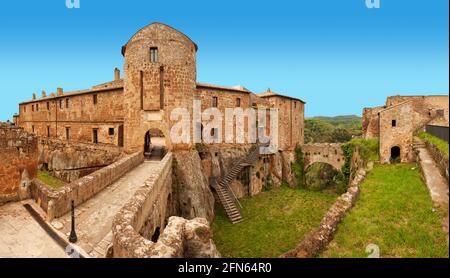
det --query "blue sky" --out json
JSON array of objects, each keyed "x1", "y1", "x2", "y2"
[{"x1": 0, "y1": 0, "x2": 448, "y2": 120}]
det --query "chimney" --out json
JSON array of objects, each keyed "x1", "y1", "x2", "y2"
[
  {"x1": 57, "y1": 87, "x2": 64, "y2": 96},
  {"x1": 114, "y1": 68, "x2": 121, "y2": 81},
  {"x1": 32, "y1": 93, "x2": 36, "y2": 100},
  {"x1": 41, "y1": 90, "x2": 47, "y2": 98}
]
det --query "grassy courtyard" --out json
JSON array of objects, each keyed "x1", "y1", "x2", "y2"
[
  {"x1": 37, "y1": 170, "x2": 65, "y2": 189},
  {"x1": 212, "y1": 185, "x2": 337, "y2": 258},
  {"x1": 321, "y1": 163, "x2": 448, "y2": 258}
]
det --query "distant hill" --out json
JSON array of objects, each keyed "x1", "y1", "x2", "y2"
[
  {"x1": 304, "y1": 115, "x2": 362, "y2": 143},
  {"x1": 307, "y1": 115, "x2": 361, "y2": 126}
]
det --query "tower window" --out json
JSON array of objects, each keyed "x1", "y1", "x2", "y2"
[
  {"x1": 24, "y1": 106, "x2": 27, "y2": 113},
  {"x1": 32, "y1": 125, "x2": 35, "y2": 133},
  {"x1": 392, "y1": 120, "x2": 397, "y2": 127},
  {"x1": 93, "y1": 129, "x2": 98, "y2": 144},
  {"x1": 47, "y1": 126, "x2": 50, "y2": 137},
  {"x1": 150, "y1": 47, "x2": 158, "y2": 63},
  {"x1": 66, "y1": 99, "x2": 69, "y2": 109},
  {"x1": 59, "y1": 99, "x2": 63, "y2": 109},
  {"x1": 212, "y1": 96, "x2": 218, "y2": 108},
  {"x1": 32, "y1": 105, "x2": 34, "y2": 112},
  {"x1": 93, "y1": 94, "x2": 98, "y2": 105},
  {"x1": 46, "y1": 102, "x2": 50, "y2": 110},
  {"x1": 36, "y1": 103, "x2": 39, "y2": 111},
  {"x1": 66, "y1": 127, "x2": 70, "y2": 140},
  {"x1": 236, "y1": 98, "x2": 241, "y2": 107}
]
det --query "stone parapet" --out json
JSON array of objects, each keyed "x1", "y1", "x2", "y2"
[{"x1": 30, "y1": 152, "x2": 143, "y2": 219}]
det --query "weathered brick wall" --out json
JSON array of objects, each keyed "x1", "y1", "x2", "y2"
[
  {"x1": 30, "y1": 152, "x2": 143, "y2": 219},
  {"x1": 18, "y1": 87, "x2": 124, "y2": 146},
  {"x1": 379, "y1": 101, "x2": 415, "y2": 163},
  {"x1": 263, "y1": 96, "x2": 304, "y2": 151},
  {"x1": 196, "y1": 86, "x2": 252, "y2": 144},
  {"x1": 362, "y1": 106, "x2": 384, "y2": 139},
  {"x1": 38, "y1": 138, "x2": 123, "y2": 182},
  {"x1": 0, "y1": 125, "x2": 38, "y2": 203}
]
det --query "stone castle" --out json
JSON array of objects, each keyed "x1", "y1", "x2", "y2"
[
  {"x1": 1, "y1": 22, "x2": 448, "y2": 258},
  {"x1": 362, "y1": 95, "x2": 449, "y2": 163},
  {"x1": 15, "y1": 23, "x2": 304, "y2": 154}
]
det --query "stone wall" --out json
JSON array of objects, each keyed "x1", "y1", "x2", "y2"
[
  {"x1": 362, "y1": 106, "x2": 384, "y2": 139},
  {"x1": 30, "y1": 152, "x2": 143, "y2": 220},
  {"x1": 424, "y1": 141, "x2": 449, "y2": 182},
  {"x1": 38, "y1": 138, "x2": 123, "y2": 182},
  {"x1": 0, "y1": 125, "x2": 38, "y2": 204},
  {"x1": 363, "y1": 95, "x2": 449, "y2": 163},
  {"x1": 18, "y1": 86, "x2": 124, "y2": 146},
  {"x1": 172, "y1": 151, "x2": 215, "y2": 222},
  {"x1": 111, "y1": 152, "x2": 219, "y2": 258}
]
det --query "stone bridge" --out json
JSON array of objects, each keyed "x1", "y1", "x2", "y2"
[{"x1": 302, "y1": 143, "x2": 345, "y2": 172}]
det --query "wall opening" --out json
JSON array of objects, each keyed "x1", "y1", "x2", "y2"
[
  {"x1": 144, "y1": 129, "x2": 166, "y2": 161},
  {"x1": 151, "y1": 227, "x2": 161, "y2": 243},
  {"x1": 390, "y1": 146, "x2": 401, "y2": 163}
]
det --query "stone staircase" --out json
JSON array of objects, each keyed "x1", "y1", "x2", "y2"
[
  {"x1": 412, "y1": 137, "x2": 426, "y2": 150},
  {"x1": 213, "y1": 146, "x2": 262, "y2": 224}
]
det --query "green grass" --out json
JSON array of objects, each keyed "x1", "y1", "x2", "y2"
[
  {"x1": 346, "y1": 138, "x2": 380, "y2": 162},
  {"x1": 321, "y1": 164, "x2": 448, "y2": 258},
  {"x1": 419, "y1": 132, "x2": 449, "y2": 158},
  {"x1": 212, "y1": 186, "x2": 337, "y2": 258},
  {"x1": 37, "y1": 170, "x2": 65, "y2": 189}
]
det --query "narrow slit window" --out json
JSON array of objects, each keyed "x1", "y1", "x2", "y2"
[
  {"x1": 150, "y1": 47, "x2": 158, "y2": 63},
  {"x1": 212, "y1": 96, "x2": 218, "y2": 108},
  {"x1": 46, "y1": 102, "x2": 50, "y2": 110},
  {"x1": 93, "y1": 129, "x2": 98, "y2": 144},
  {"x1": 93, "y1": 94, "x2": 98, "y2": 105},
  {"x1": 236, "y1": 98, "x2": 241, "y2": 107},
  {"x1": 392, "y1": 120, "x2": 397, "y2": 127},
  {"x1": 66, "y1": 127, "x2": 70, "y2": 140}
]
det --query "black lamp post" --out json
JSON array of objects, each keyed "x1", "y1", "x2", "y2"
[{"x1": 69, "y1": 200, "x2": 78, "y2": 243}]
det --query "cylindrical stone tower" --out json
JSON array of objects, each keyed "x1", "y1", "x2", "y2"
[{"x1": 122, "y1": 23, "x2": 198, "y2": 153}]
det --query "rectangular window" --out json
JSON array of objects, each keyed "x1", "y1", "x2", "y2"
[
  {"x1": 66, "y1": 99, "x2": 69, "y2": 109},
  {"x1": 46, "y1": 102, "x2": 50, "y2": 110},
  {"x1": 36, "y1": 103, "x2": 39, "y2": 111},
  {"x1": 32, "y1": 105, "x2": 34, "y2": 112},
  {"x1": 32, "y1": 125, "x2": 35, "y2": 133},
  {"x1": 93, "y1": 129, "x2": 98, "y2": 144},
  {"x1": 294, "y1": 101, "x2": 297, "y2": 109},
  {"x1": 212, "y1": 96, "x2": 218, "y2": 108},
  {"x1": 392, "y1": 120, "x2": 397, "y2": 127},
  {"x1": 108, "y1": 128, "x2": 115, "y2": 136},
  {"x1": 59, "y1": 99, "x2": 63, "y2": 109},
  {"x1": 150, "y1": 47, "x2": 158, "y2": 63},
  {"x1": 47, "y1": 126, "x2": 50, "y2": 137},
  {"x1": 236, "y1": 98, "x2": 241, "y2": 107},
  {"x1": 93, "y1": 94, "x2": 98, "y2": 105},
  {"x1": 66, "y1": 127, "x2": 70, "y2": 140}
]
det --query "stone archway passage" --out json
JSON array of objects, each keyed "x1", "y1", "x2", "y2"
[
  {"x1": 390, "y1": 146, "x2": 401, "y2": 163},
  {"x1": 302, "y1": 143, "x2": 345, "y2": 173},
  {"x1": 144, "y1": 129, "x2": 167, "y2": 161}
]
